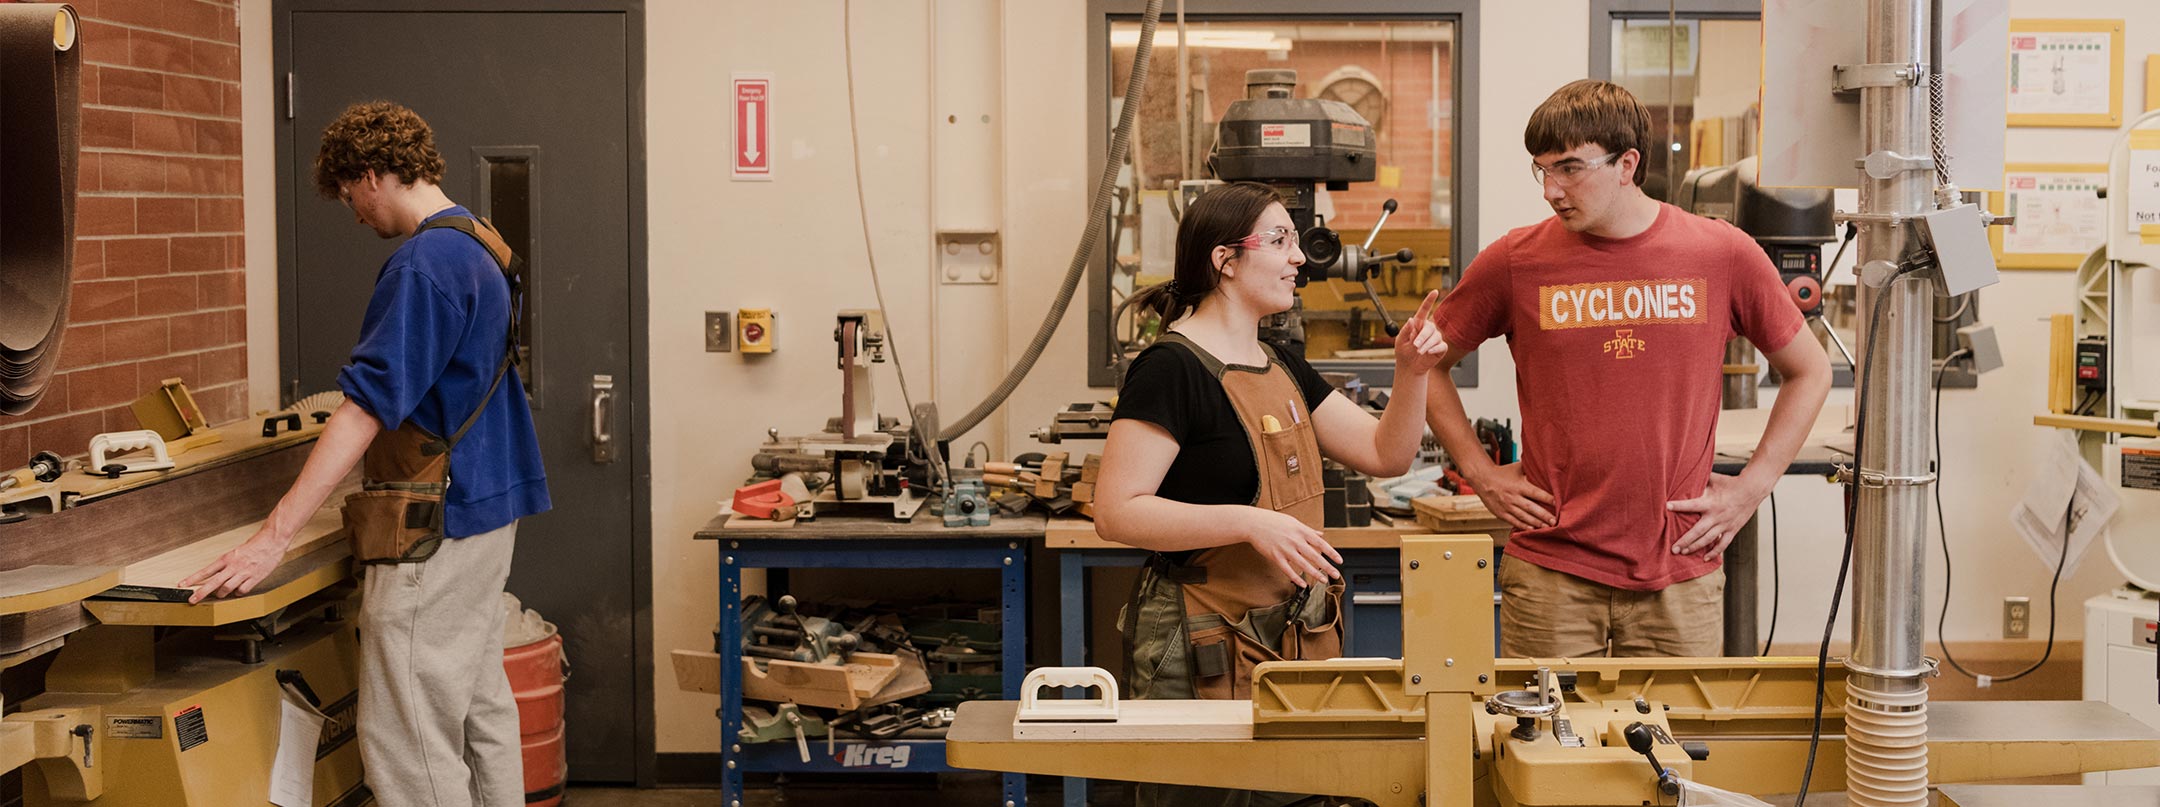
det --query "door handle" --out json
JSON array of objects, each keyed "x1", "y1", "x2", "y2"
[{"x1": 591, "y1": 374, "x2": 615, "y2": 464}]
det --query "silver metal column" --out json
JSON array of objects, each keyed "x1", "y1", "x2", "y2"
[
  {"x1": 1722, "y1": 339, "x2": 1760, "y2": 657},
  {"x1": 1847, "y1": 0, "x2": 1936, "y2": 804}
]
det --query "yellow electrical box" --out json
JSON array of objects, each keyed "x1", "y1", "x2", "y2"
[{"x1": 739, "y1": 308, "x2": 775, "y2": 354}]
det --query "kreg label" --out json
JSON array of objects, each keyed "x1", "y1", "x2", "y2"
[{"x1": 835, "y1": 744, "x2": 912, "y2": 769}]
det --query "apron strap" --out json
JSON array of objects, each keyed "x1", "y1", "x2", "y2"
[
  {"x1": 1153, "y1": 331, "x2": 1230, "y2": 378},
  {"x1": 411, "y1": 215, "x2": 522, "y2": 450}
]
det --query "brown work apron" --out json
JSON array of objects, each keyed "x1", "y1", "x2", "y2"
[
  {"x1": 341, "y1": 215, "x2": 519, "y2": 565},
  {"x1": 1122, "y1": 332, "x2": 1344, "y2": 704}
]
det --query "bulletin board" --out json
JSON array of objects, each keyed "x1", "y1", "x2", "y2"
[
  {"x1": 2006, "y1": 19, "x2": 2124, "y2": 128},
  {"x1": 1987, "y1": 163, "x2": 2109, "y2": 269}
]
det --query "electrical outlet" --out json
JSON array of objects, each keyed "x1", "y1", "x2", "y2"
[
  {"x1": 2003, "y1": 596, "x2": 2031, "y2": 639},
  {"x1": 705, "y1": 311, "x2": 732, "y2": 352}
]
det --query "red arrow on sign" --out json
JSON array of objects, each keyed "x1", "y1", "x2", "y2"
[{"x1": 734, "y1": 76, "x2": 771, "y2": 180}]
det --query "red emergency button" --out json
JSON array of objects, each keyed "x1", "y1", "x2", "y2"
[{"x1": 2079, "y1": 366, "x2": 2100, "y2": 379}]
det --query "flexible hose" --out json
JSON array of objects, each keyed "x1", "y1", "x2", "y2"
[
  {"x1": 939, "y1": 0, "x2": 1163, "y2": 441},
  {"x1": 1844, "y1": 679, "x2": 1931, "y2": 807}
]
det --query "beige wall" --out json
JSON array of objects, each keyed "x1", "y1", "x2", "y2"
[{"x1": 238, "y1": 0, "x2": 2160, "y2": 757}]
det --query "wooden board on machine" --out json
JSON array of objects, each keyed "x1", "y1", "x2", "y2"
[{"x1": 97, "y1": 505, "x2": 349, "y2": 602}]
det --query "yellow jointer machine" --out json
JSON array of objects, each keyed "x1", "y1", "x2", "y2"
[
  {"x1": 0, "y1": 395, "x2": 367, "y2": 807},
  {"x1": 949, "y1": 535, "x2": 2160, "y2": 806}
]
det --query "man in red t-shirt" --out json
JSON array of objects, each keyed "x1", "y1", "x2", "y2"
[{"x1": 1425, "y1": 80, "x2": 1831, "y2": 658}]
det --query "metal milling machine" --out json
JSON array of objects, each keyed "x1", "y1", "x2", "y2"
[
  {"x1": 944, "y1": 2, "x2": 2160, "y2": 805},
  {"x1": 1209, "y1": 67, "x2": 1420, "y2": 360}
]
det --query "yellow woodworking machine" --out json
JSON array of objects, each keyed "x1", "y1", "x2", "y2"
[
  {"x1": 0, "y1": 403, "x2": 368, "y2": 806},
  {"x1": 24, "y1": 615, "x2": 364, "y2": 807},
  {"x1": 947, "y1": 536, "x2": 2160, "y2": 806}
]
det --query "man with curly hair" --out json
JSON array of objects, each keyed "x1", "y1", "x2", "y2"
[{"x1": 183, "y1": 100, "x2": 549, "y2": 806}]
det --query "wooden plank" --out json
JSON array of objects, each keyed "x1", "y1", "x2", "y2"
[
  {"x1": 741, "y1": 657, "x2": 862, "y2": 710},
  {"x1": 862, "y1": 650, "x2": 933, "y2": 708},
  {"x1": 1411, "y1": 495, "x2": 1493, "y2": 525},
  {"x1": 670, "y1": 649, "x2": 722, "y2": 695},
  {"x1": 0, "y1": 566, "x2": 120, "y2": 616},
  {"x1": 83, "y1": 542, "x2": 352, "y2": 627},
  {"x1": 1012, "y1": 700, "x2": 1252, "y2": 740},
  {"x1": 109, "y1": 505, "x2": 346, "y2": 594},
  {"x1": 2033, "y1": 413, "x2": 2160, "y2": 438},
  {"x1": 2049, "y1": 314, "x2": 2075, "y2": 414}
]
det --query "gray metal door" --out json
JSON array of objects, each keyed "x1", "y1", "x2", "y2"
[{"x1": 276, "y1": 6, "x2": 645, "y2": 782}]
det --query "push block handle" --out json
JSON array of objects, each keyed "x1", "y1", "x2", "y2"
[{"x1": 1015, "y1": 666, "x2": 1119, "y2": 723}]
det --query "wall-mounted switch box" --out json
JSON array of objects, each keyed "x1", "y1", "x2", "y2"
[{"x1": 739, "y1": 308, "x2": 775, "y2": 354}]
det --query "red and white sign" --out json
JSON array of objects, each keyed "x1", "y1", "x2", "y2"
[{"x1": 733, "y1": 73, "x2": 772, "y2": 181}]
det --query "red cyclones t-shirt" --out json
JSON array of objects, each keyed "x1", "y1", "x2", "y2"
[{"x1": 1437, "y1": 203, "x2": 1804, "y2": 591}]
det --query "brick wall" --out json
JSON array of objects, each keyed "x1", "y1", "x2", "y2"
[{"x1": 0, "y1": 0, "x2": 246, "y2": 469}]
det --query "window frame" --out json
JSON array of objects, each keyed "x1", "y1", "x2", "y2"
[{"x1": 1084, "y1": 0, "x2": 1484, "y2": 389}]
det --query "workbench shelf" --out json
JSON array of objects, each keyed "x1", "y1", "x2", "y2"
[{"x1": 697, "y1": 515, "x2": 1042, "y2": 807}]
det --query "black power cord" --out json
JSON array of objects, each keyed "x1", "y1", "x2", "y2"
[
  {"x1": 1794, "y1": 264, "x2": 1913, "y2": 807},
  {"x1": 1934, "y1": 349, "x2": 2068, "y2": 685},
  {"x1": 1760, "y1": 491, "x2": 1780, "y2": 656}
]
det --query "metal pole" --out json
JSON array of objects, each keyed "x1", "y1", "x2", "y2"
[
  {"x1": 1721, "y1": 520, "x2": 1758, "y2": 655},
  {"x1": 1847, "y1": 0, "x2": 1934, "y2": 804},
  {"x1": 1721, "y1": 339, "x2": 1759, "y2": 657}
]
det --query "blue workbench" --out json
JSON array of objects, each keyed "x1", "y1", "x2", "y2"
[{"x1": 695, "y1": 511, "x2": 1045, "y2": 807}]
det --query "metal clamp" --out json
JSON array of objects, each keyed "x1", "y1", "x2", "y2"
[
  {"x1": 1841, "y1": 655, "x2": 1940, "y2": 681},
  {"x1": 1859, "y1": 150, "x2": 1936, "y2": 180},
  {"x1": 1832, "y1": 62, "x2": 1926, "y2": 93},
  {"x1": 1833, "y1": 211, "x2": 1912, "y2": 227},
  {"x1": 1834, "y1": 466, "x2": 1938, "y2": 488}
]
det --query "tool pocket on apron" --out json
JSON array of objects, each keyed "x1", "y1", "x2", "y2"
[
  {"x1": 1255, "y1": 422, "x2": 1324, "y2": 512},
  {"x1": 1188, "y1": 612, "x2": 1285, "y2": 701},
  {"x1": 1282, "y1": 582, "x2": 1344, "y2": 661},
  {"x1": 343, "y1": 423, "x2": 453, "y2": 565},
  {"x1": 343, "y1": 487, "x2": 446, "y2": 564}
]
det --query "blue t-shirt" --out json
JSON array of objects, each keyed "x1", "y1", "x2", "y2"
[{"x1": 337, "y1": 206, "x2": 551, "y2": 537}]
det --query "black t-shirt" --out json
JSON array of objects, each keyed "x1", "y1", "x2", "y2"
[{"x1": 1112, "y1": 338, "x2": 1335, "y2": 507}]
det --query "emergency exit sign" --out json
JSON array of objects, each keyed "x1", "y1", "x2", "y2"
[{"x1": 734, "y1": 73, "x2": 772, "y2": 181}]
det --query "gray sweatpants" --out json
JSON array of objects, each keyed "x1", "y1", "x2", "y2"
[{"x1": 359, "y1": 521, "x2": 524, "y2": 807}]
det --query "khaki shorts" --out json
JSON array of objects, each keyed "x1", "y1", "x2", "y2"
[{"x1": 1498, "y1": 555, "x2": 1725, "y2": 658}]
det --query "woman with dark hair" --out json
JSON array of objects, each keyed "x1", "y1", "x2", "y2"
[{"x1": 1095, "y1": 181, "x2": 1445, "y2": 806}]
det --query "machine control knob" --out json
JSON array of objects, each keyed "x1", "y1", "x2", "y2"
[{"x1": 1624, "y1": 722, "x2": 1681, "y2": 797}]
